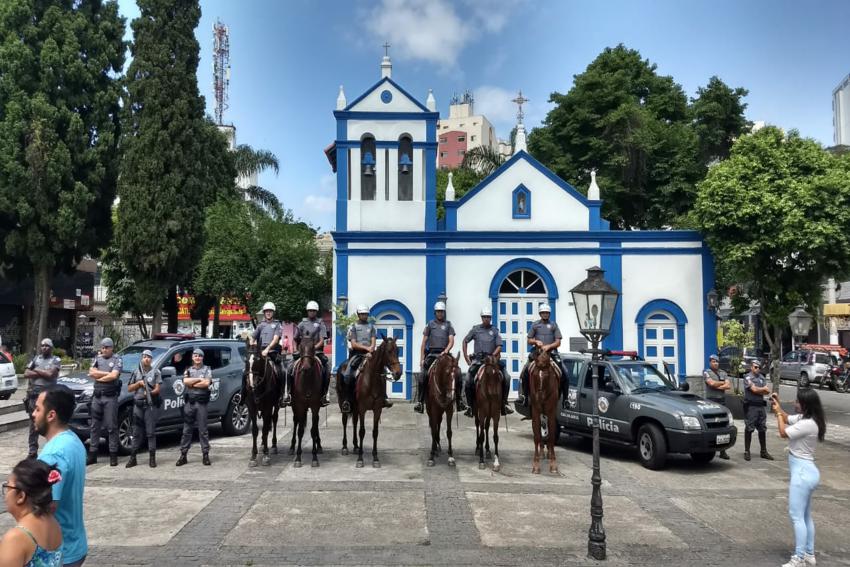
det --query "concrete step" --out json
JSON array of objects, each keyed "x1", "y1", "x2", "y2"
[
  {"x1": 0, "y1": 398, "x2": 24, "y2": 417},
  {"x1": 0, "y1": 410, "x2": 29, "y2": 434}
]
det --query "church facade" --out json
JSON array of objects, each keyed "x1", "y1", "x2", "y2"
[{"x1": 328, "y1": 58, "x2": 716, "y2": 401}]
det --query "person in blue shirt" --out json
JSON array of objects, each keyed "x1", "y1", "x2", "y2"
[{"x1": 33, "y1": 386, "x2": 87, "y2": 567}]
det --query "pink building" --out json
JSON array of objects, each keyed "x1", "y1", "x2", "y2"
[{"x1": 438, "y1": 130, "x2": 468, "y2": 169}]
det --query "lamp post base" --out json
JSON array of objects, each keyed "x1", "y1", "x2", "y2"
[{"x1": 588, "y1": 539, "x2": 606, "y2": 561}]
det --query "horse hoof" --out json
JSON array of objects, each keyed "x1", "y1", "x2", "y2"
[
  {"x1": 356, "y1": 461, "x2": 364, "y2": 468},
  {"x1": 312, "y1": 460, "x2": 319, "y2": 468},
  {"x1": 249, "y1": 459, "x2": 258, "y2": 468},
  {"x1": 341, "y1": 448, "x2": 349, "y2": 456},
  {"x1": 448, "y1": 457, "x2": 456, "y2": 467},
  {"x1": 426, "y1": 460, "x2": 435, "y2": 467},
  {"x1": 294, "y1": 461, "x2": 302, "y2": 468},
  {"x1": 493, "y1": 464, "x2": 501, "y2": 472},
  {"x1": 478, "y1": 462, "x2": 486, "y2": 470},
  {"x1": 372, "y1": 460, "x2": 381, "y2": 469},
  {"x1": 532, "y1": 467, "x2": 540, "y2": 474},
  {"x1": 261, "y1": 455, "x2": 271, "y2": 466},
  {"x1": 550, "y1": 466, "x2": 559, "y2": 474}
]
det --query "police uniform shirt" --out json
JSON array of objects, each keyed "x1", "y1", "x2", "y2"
[
  {"x1": 423, "y1": 319, "x2": 455, "y2": 351},
  {"x1": 185, "y1": 365, "x2": 212, "y2": 400},
  {"x1": 464, "y1": 324, "x2": 501, "y2": 356},
  {"x1": 253, "y1": 320, "x2": 283, "y2": 350},
  {"x1": 347, "y1": 322, "x2": 376, "y2": 346},
  {"x1": 296, "y1": 318, "x2": 328, "y2": 344},
  {"x1": 528, "y1": 320, "x2": 562, "y2": 345},
  {"x1": 28, "y1": 354, "x2": 61, "y2": 389},
  {"x1": 703, "y1": 368, "x2": 729, "y2": 401},
  {"x1": 743, "y1": 371, "x2": 767, "y2": 404},
  {"x1": 129, "y1": 367, "x2": 162, "y2": 401},
  {"x1": 92, "y1": 354, "x2": 123, "y2": 392}
]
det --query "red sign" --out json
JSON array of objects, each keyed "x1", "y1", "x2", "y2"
[{"x1": 177, "y1": 295, "x2": 251, "y2": 322}]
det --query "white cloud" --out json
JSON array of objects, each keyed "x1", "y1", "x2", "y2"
[
  {"x1": 303, "y1": 174, "x2": 336, "y2": 215},
  {"x1": 472, "y1": 85, "x2": 518, "y2": 125}
]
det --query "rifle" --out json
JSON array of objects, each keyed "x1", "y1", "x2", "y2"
[{"x1": 135, "y1": 362, "x2": 154, "y2": 408}]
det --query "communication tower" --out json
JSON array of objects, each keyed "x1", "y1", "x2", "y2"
[{"x1": 213, "y1": 19, "x2": 230, "y2": 125}]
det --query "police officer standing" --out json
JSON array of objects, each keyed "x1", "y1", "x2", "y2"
[
  {"x1": 126, "y1": 350, "x2": 161, "y2": 468},
  {"x1": 288, "y1": 301, "x2": 330, "y2": 407},
  {"x1": 517, "y1": 304, "x2": 568, "y2": 408},
  {"x1": 743, "y1": 360, "x2": 774, "y2": 461},
  {"x1": 87, "y1": 337, "x2": 123, "y2": 466},
  {"x1": 23, "y1": 338, "x2": 61, "y2": 458},
  {"x1": 252, "y1": 301, "x2": 283, "y2": 401},
  {"x1": 703, "y1": 354, "x2": 731, "y2": 460},
  {"x1": 341, "y1": 305, "x2": 392, "y2": 413},
  {"x1": 462, "y1": 307, "x2": 513, "y2": 417},
  {"x1": 415, "y1": 301, "x2": 466, "y2": 414},
  {"x1": 176, "y1": 348, "x2": 213, "y2": 466}
]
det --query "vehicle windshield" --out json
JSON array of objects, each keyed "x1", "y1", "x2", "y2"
[
  {"x1": 612, "y1": 362, "x2": 676, "y2": 393},
  {"x1": 117, "y1": 346, "x2": 167, "y2": 372}
]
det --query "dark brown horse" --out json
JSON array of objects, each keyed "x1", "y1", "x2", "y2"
[
  {"x1": 243, "y1": 341, "x2": 281, "y2": 467},
  {"x1": 426, "y1": 352, "x2": 459, "y2": 467},
  {"x1": 354, "y1": 336, "x2": 402, "y2": 468},
  {"x1": 529, "y1": 348, "x2": 560, "y2": 474},
  {"x1": 474, "y1": 355, "x2": 502, "y2": 471},
  {"x1": 290, "y1": 340, "x2": 323, "y2": 467}
]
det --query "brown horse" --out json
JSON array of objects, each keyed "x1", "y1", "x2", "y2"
[
  {"x1": 290, "y1": 340, "x2": 323, "y2": 467},
  {"x1": 426, "y1": 352, "x2": 459, "y2": 467},
  {"x1": 354, "y1": 336, "x2": 402, "y2": 468},
  {"x1": 529, "y1": 347, "x2": 560, "y2": 474},
  {"x1": 243, "y1": 341, "x2": 281, "y2": 467},
  {"x1": 474, "y1": 355, "x2": 502, "y2": 471}
]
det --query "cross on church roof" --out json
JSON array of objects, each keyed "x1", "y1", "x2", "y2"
[
  {"x1": 512, "y1": 90, "x2": 528, "y2": 125},
  {"x1": 383, "y1": 41, "x2": 391, "y2": 57}
]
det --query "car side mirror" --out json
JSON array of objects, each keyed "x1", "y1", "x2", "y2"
[
  {"x1": 603, "y1": 381, "x2": 620, "y2": 394},
  {"x1": 161, "y1": 366, "x2": 176, "y2": 378},
  {"x1": 679, "y1": 381, "x2": 690, "y2": 392}
]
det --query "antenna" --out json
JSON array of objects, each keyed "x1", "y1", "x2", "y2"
[{"x1": 213, "y1": 19, "x2": 230, "y2": 125}]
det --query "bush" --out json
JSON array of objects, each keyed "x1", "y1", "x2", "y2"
[{"x1": 13, "y1": 354, "x2": 29, "y2": 375}]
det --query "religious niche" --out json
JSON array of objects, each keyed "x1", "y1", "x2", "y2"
[{"x1": 512, "y1": 184, "x2": 531, "y2": 219}]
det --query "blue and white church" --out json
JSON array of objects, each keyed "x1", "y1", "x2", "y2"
[{"x1": 328, "y1": 56, "x2": 717, "y2": 401}]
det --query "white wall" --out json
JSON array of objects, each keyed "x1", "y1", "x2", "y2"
[
  {"x1": 348, "y1": 82, "x2": 427, "y2": 113},
  {"x1": 347, "y1": 120, "x2": 426, "y2": 142},
  {"x1": 456, "y1": 159, "x2": 589, "y2": 231}
]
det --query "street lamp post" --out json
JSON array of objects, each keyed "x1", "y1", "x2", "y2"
[
  {"x1": 337, "y1": 295, "x2": 348, "y2": 314},
  {"x1": 788, "y1": 305, "x2": 813, "y2": 352},
  {"x1": 570, "y1": 266, "x2": 621, "y2": 561}
]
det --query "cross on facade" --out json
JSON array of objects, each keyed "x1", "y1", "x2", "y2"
[
  {"x1": 512, "y1": 90, "x2": 528, "y2": 125},
  {"x1": 383, "y1": 41, "x2": 391, "y2": 57}
]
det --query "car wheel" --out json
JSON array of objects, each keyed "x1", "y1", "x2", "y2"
[
  {"x1": 117, "y1": 405, "x2": 136, "y2": 456},
  {"x1": 799, "y1": 373, "x2": 810, "y2": 388},
  {"x1": 0, "y1": 392, "x2": 10, "y2": 401},
  {"x1": 837, "y1": 379, "x2": 848, "y2": 394},
  {"x1": 690, "y1": 451, "x2": 715, "y2": 464},
  {"x1": 637, "y1": 423, "x2": 667, "y2": 470},
  {"x1": 222, "y1": 392, "x2": 249, "y2": 436}
]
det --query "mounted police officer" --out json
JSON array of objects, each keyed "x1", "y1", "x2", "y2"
[
  {"x1": 462, "y1": 307, "x2": 514, "y2": 418},
  {"x1": 23, "y1": 338, "x2": 61, "y2": 458},
  {"x1": 703, "y1": 353, "x2": 731, "y2": 460},
  {"x1": 252, "y1": 301, "x2": 283, "y2": 402},
  {"x1": 415, "y1": 301, "x2": 466, "y2": 414},
  {"x1": 287, "y1": 300, "x2": 330, "y2": 407},
  {"x1": 743, "y1": 359, "x2": 773, "y2": 462},
  {"x1": 126, "y1": 350, "x2": 162, "y2": 468},
  {"x1": 340, "y1": 305, "x2": 393, "y2": 413},
  {"x1": 87, "y1": 337, "x2": 123, "y2": 466},
  {"x1": 517, "y1": 303, "x2": 568, "y2": 408},
  {"x1": 176, "y1": 348, "x2": 213, "y2": 466}
]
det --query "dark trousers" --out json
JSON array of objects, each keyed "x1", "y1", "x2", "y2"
[
  {"x1": 90, "y1": 394, "x2": 119, "y2": 455},
  {"x1": 418, "y1": 350, "x2": 460, "y2": 404},
  {"x1": 343, "y1": 351, "x2": 365, "y2": 385},
  {"x1": 180, "y1": 400, "x2": 209, "y2": 454},
  {"x1": 132, "y1": 403, "x2": 158, "y2": 452},
  {"x1": 25, "y1": 390, "x2": 43, "y2": 455}
]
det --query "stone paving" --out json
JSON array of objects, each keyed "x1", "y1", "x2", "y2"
[{"x1": 0, "y1": 405, "x2": 849, "y2": 566}]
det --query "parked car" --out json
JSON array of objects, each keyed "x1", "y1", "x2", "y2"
[
  {"x1": 57, "y1": 336, "x2": 250, "y2": 454},
  {"x1": 717, "y1": 346, "x2": 770, "y2": 377},
  {"x1": 0, "y1": 350, "x2": 18, "y2": 400},
  {"x1": 778, "y1": 350, "x2": 834, "y2": 387},
  {"x1": 515, "y1": 351, "x2": 737, "y2": 470}
]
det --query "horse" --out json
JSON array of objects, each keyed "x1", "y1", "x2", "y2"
[
  {"x1": 474, "y1": 355, "x2": 503, "y2": 471},
  {"x1": 335, "y1": 358, "x2": 359, "y2": 457},
  {"x1": 243, "y1": 341, "x2": 282, "y2": 467},
  {"x1": 290, "y1": 340, "x2": 323, "y2": 467},
  {"x1": 354, "y1": 335, "x2": 402, "y2": 468},
  {"x1": 529, "y1": 347, "x2": 561, "y2": 474},
  {"x1": 426, "y1": 352, "x2": 460, "y2": 467}
]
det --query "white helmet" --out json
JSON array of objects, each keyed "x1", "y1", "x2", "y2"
[
  {"x1": 261, "y1": 301, "x2": 276, "y2": 312},
  {"x1": 538, "y1": 303, "x2": 551, "y2": 313},
  {"x1": 480, "y1": 306, "x2": 492, "y2": 317},
  {"x1": 433, "y1": 301, "x2": 446, "y2": 311},
  {"x1": 306, "y1": 300, "x2": 319, "y2": 311},
  {"x1": 356, "y1": 304, "x2": 370, "y2": 314}
]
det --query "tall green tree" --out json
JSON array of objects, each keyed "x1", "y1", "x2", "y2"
[
  {"x1": 528, "y1": 44, "x2": 702, "y2": 229},
  {"x1": 690, "y1": 127, "x2": 850, "y2": 387},
  {"x1": 460, "y1": 145, "x2": 505, "y2": 176},
  {"x1": 435, "y1": 167, "x2": 483, "y2": 219},
  {"x1": 0, "y1": 0, "x2": 125, "y2": 350},
  {"x1": 232, "y1": 144, "x2": 288, "y2": 220},
  {"x1": 117, "y1": 0, "x2": 235, "y2": 334},
  {"x1": 691, "y1": 76, "x2": 751, "y2": 165}
]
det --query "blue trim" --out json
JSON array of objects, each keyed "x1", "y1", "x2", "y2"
[
  {"x1": 333, "y1": 245, "x2": 349, "y2": 370},
  {"x1": 334, "y1": 111, "x2": 440, "y2": 121},
  {"x1": 335, "y1": 130, "x2": 348, "y2": 232},
  {"x1": 331, "y1": 229, "x2": 704, "y2": 244},
  {"x1": 370, "y1": 299, "x2": 415, "y2": 400},
  {"x1": 340, "y1": 247, "x2": 706, "y2": 257},
  {"x1": 512, "y1": 184, "x2": 531, "y2": 219},
  {"x1": 701, "y1": 249, "x2": 717, "y2": 369},
  {"x1": 489, "y1": 259, "x2": 559, "y2": 326},
  {"x1": 600, "y1": 242, "x2": 623, "y2": 351},
  {"x1": 424, "y1": 118, "x2": 437, "y2": 230},
  {"x1": 412, "y1": 141, "x2": 437, "y2": 149},
  {"x1": 445, "y1": 203, "x2": 457, "y2": 231},
  {"x1": 375, "y1": 141, "x2": 397, "y2": 149},
  {"x1": 343, "y1": 77, "x2": 432, "y2": 113},
  {"x1": 425, "y1": 241, "x2": 446, "y2": 326},
  {"x1": 588, "y1": 201, "x2": 605, "y2": 230},
  {"x1": 635, "y1": 299, "x2": 687, "y2": 383},
  {"x1": 336, "y1": 140, "x2": 437, "y2": 150}
]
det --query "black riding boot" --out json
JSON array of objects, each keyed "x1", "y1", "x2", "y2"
[
  {"x1": 517, "y1": 371, "x2": 529, "y2": 406},
  {"x1": 561, "y1": 376, "x2": 570, "y2": 410},
  {"x1": 744, "y1": 430, "x2": 752, "y2": 461},
  {"x1": 758, "y1": 431, "x2": 774, "y2": 460},
  {"x1": 413, "y1": 380, "x2": 425, "y2": 413},
  {"x1": 455, "y1": 374, "x2": 467, "y2": 413},
  {"x1": 282, "y1": 373, "x2": 293, "y2": 406},
  {"x1": 464, "y1": 378, "x2": 475, "y2": 418},
  {"x1": 149, "y1": 450, "x2": 157, "y2": 468},
  {"x1": 382, "y1": 388, "x2": 393, "y2": 409},
  {"x1": 502, "y1": 376, "x2": 514, "y2": 415},
  {"x1": 320, "y1": 373, "x2": 330, "y2": 407}
]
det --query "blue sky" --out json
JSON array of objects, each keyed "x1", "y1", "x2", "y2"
[{"x1": 116, "y1": 0, "x2": 850, "y2": 231}]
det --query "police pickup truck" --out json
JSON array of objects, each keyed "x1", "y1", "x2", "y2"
[
  {"x1": 515, "y1": 351, "x2": 737, "y2": 469},
  {"x1": 58, "y1": 335, "x2": 250, "y2": 454}
]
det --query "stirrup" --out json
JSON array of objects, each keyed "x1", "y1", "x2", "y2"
[
  {"x1": 463, "y1": 407, "x2": 474, "y2": 418},
  {"x1": 502, "y1": 404, "x2": 514, "y2": 415},
  {"x1": 320, "y1": 396, "x2": 330, "y2": 407},
  {"x1": 281, "y1": 394, "x2": 292, "y2": 407},
  {"x1": 382, "y1": 399, "x2": 393, "y2": 408}
]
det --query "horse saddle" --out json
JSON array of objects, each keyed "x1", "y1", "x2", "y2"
[{"x1": 528, "y1": 359, "x2": 562, "y2": 379}]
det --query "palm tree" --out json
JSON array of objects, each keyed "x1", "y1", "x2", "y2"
[
  {"x1": 232, "y1": 144, "x2": 287, "y2": 220},
  {"x1": 461, "y1": 145, "x2": 506, "y2": 177}
]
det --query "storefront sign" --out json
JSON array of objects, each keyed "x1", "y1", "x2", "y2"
[{"x1": 177, "y1": 295, "x2": 250, "y2": 322}]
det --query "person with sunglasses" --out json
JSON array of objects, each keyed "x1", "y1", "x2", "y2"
[
  {"x1": 176, "y1": 348, "x2": 212, "y2": 466},
  {"x1": 0, "y1": 459, "x2": 63, "y2": 566}
]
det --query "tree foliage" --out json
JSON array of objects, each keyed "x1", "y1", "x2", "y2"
[
  {"x1": 460, "y1": 145, "x2": 505, "y2": 176},
  {"x1": 690, "y1": 127, "x2": 850, "y2": 385},
  {"x1": 233, "y1": 144, "x2": 288, "y2": 221},
  {"x1": 691, "y1": 76, "x2": 751, "y2": 165},
  {"x1": 718, "y1": 320, "x2": 754, "y2": 389},
  {"x1": 435, "y1": 167, "x2": 483, "y2": 219},
  {"x1": 0, "y1": 0, "x2": 125, "y2": 349}
]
